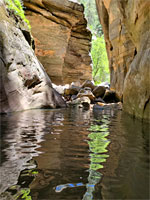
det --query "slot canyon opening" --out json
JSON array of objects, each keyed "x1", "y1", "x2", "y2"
[
  {"x1": 0, "y1": 1, "x2": 149, "y2": 199},
  {"x1": 78, "y1": 0, "x2": 110, "y2": 85}
]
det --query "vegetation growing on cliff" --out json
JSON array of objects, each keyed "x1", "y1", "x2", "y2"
[
  {"x1": 78, "y1": 0, "x2": 109, "y2": 84},
  {"x1": 4, "y1": 0, "x2": 30, "y2": 29}
]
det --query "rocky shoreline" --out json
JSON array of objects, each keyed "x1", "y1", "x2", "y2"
[{"x1": 53, "y1": 80, "x2": 122, "y2": 111}]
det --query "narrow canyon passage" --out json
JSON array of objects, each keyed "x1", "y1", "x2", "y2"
[{"x1": 0, "y1": 0, "x2": 150, "y2": 199}]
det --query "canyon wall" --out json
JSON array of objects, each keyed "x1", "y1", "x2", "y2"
[
  {"x1": 96, "y1": 0, "x2": 150, "y2": 120},
  {"x1": 0, "y1": 0, "x2": 66, "y2": 113},
  {"x1": 23, "y1": 0, "x2": 92, "y2": 85}
]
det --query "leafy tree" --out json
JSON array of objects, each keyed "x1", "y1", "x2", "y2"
[
  {"x1": 78, "y1": 0, "x2": 103, "y2": 36},
  {"x1": 78, "y1": 0, "x2": 109, "y2": 84},
  {"x1": 91, "y1": 36, "x2": 109, "y2": 84}
]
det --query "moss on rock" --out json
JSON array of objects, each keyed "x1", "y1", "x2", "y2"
[{"x1": 4, "y1": 0, "x2": 31, "y2": 29}]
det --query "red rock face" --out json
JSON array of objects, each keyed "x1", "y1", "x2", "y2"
[
  {"x1": 95, "y1": 0, "x2": 136, "y2": 100},
  {"x1": 0, "y1": 1, "x2": 66, "y2": 113},
  {"x1": 23, "y1": 0, "x2": 92, "y2": 85},
  {"x1": 96, "y1": 0, "x2": 150, "y2": 120}
]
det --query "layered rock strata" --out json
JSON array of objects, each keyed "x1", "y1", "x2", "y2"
[
  {"x1": 23, "y1": 0, "x2": 92, "y2": 85},
  {"x1": 0, "y1": 0, "x2": 66, "y2": 113},
  {"x1": 96, "y1": 0, "x2": 150, "y2": 120}
]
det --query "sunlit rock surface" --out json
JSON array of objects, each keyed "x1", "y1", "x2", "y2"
[
  {"x1": 96, "y1": 0, "x2": 150, "y2": 120},
  {"x1": 0, "y1": 1, "x2": 66, "y2": 113},
  {"x1": 23, "y1": 0, "x2": 92, "y2": 85}
]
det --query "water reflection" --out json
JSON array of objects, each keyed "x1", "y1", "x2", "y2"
[
  {"x1": 83, "y1": 116, "x2": 110, "y2": 200},
  {"x1": 0, "y1": 109, "x2": 52, "y2": 193},
  {"x1": 98, "y1": 112, "x2": 150, "y2": 200},
  {"x1": 0, "y1": 108, "x2": 110, "y2": 199},
  {"x1": 0, "y1": 108, "x2": 149, "y2": 200}
]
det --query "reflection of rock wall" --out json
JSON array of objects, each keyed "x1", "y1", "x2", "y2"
[
  {"x1": 26, "y1": 109, "x2": 92, "y2": 200},
  {"x1": 99, "y1": 111, "x2": 149, "y2": 200},
  {"x1": 0, "y1": 110, "x2": 53, "y2": 193},
  {"x1": 23, "y1": 0, "x2": 92, "y2": 85},
  {"x1": 0, "y1": 108, "x2": 92, "y2": 198},
  {"x1": 96, "y1": 0, "x2": 150, "y2": 120}
]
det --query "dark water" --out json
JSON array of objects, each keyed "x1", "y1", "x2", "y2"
[{"x1": 0, "y1": 108, "x2": 149, "y2": 200}]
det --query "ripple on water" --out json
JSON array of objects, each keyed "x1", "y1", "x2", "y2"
[{"x1": 0, "y1": 108, "x2": 149, "y2": 200}]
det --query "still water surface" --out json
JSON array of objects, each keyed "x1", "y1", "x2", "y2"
[{"x1": 0, "y1": 108, "x2": 149, "y2": 200}]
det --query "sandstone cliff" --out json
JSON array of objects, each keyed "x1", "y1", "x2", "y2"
[
  {"x1": 96, "y1": 0, "x2": 150, "y2": 121},
  {"x1": 23, "y1": 0, "x2": 92, "y2": 85},
  {"x1": 0, "y1": 0, "x2": 66, "y2": 113}
]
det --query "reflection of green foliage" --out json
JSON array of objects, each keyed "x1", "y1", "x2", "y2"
[
  {"x1": 21, "y1": 189, "x2": 32, "y2": 200},
  {"x1": 83, "y1": 119, "x2": 110, "y2": 200},
  {"x1": 10, "y1": 185, "x2": 18, "y2": 190},
  {"x1": 0, "y1": 185, "x2": 32, "y2": 200},
  {"x1": 9, "y1": 169, "x2": 38, "y2": 199},
  {"x1": 22, "y1": 169, "x2": 39, "y2": 176},
  {"x1": 31, "y1": 171, "x2": 38, "y2": 175},
  {"x1": 13, "y1": 188, "x2": 32, "y2": 200},
  {"x1": 4, "y1": 0, "x2": 31, "y2": 29},
  {"x1": 89, "y1": 154, "x2": 109, "y2": 170},
  {"x1": 88, "y1": 122, "x2": 110, "y2": 170}
]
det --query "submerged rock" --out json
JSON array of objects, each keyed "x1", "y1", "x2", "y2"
[
  {"x1": 68, "y1": 96, "x2": 91, "y2": 109},
  {"x1": 93, "y1": 102, "x2": 122, "y2": 110},
  {"x1": 0, "y1": 1, "x2": 66, "y2": 113}
]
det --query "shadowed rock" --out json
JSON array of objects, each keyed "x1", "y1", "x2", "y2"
[
  {"x1": 0, "y1": 1, "x2": 66, "y2": 113},
  {"x1": 96, "y1": 0, "x2": 150, "y2": 120},
  {"x1": 93, "y1": 86, "x2": 106, "y2": 98},
  {"x1": 23, "y1": 0, "x2": 92, "y2": 85}
]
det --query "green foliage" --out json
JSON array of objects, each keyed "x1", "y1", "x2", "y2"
[
  {"x1": 4, "y1": 0, "x2": 31, "y2": 29},
  {"x1": 15, "y1": 189, "x2": 32, "y2": 200},
  {"x1": 31, "y1": 170, "x2": 38, "y2": 175},
  {"x1": 20, "y1": 189, "x2": 32, "y2": 200},
  {"x1": 78, "y1": 0, "x2": 109, "y2": 84},
  {"x1": 78, "y1": 0, "x2": 103, "y2": 36},
  {"x1": 91, "y1": 35, "x2": 109, "y2": 84},
  {"x1": 12, "y1": 188, "x2": 32, "y2": 200},
  {"x1": 88, "y1": 122, "x2": 110, "y2": 170}
]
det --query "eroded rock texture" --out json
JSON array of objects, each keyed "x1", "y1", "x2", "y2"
[
  {"x1": 96, "y1": 0, "x2": 150, "y2": 120},
  {"x1": 23, "y1": 0, "x2": 92, "y2": 85},
  {"x1": 0, "y1": 1, "x2": 66, "y2": 113}
]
